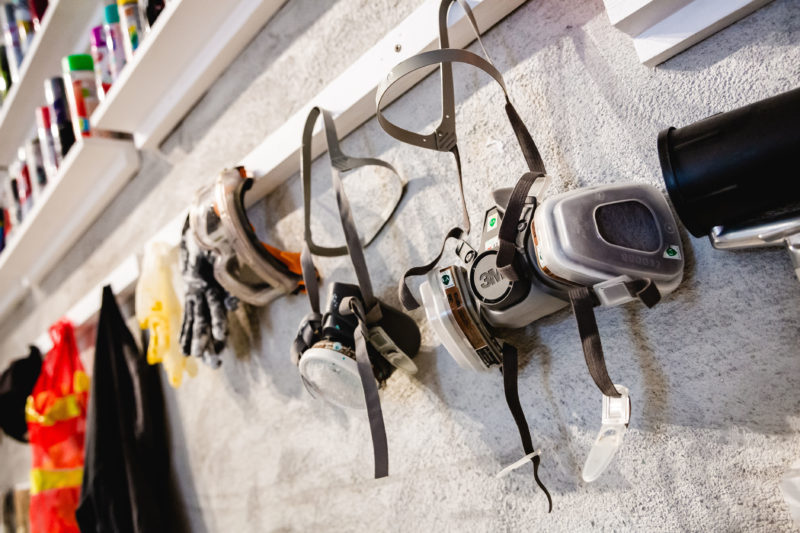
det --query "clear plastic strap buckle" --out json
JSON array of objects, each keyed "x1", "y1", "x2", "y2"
[
  {"x1": 582, "y1": 384, "x2": 630, "y2": 483},
  {"x1": 593, "y1": 275, "x2": 635, "y2": 307},
  {"x1": 368, "y1": 326, "x2": 418, "y2": 374},
  {"x1": 496, "y1": 450, "x2": 542, "y2": 478}
]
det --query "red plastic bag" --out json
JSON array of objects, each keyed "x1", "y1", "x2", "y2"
[{"x1": 26, "y1": 320, "x2": 89, "y2": 533}]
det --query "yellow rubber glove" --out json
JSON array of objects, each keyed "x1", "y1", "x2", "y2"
[{"x1": 136, "y1": 241, "x2": 198, "y2": 387}]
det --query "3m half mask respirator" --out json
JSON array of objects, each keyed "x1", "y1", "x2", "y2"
[
  {"x1": 189, "y1": 167, "x2": 305, "y2": 306},
  {"x1": 376, "y1": 0, "x2": 685, "y2": 503},
  {"x1": 658, "y1": 87, "x2": 800, "y2": 280},
  {"x1": 291, "y1": 107, "x2": 419, "y2": 479},
  {"x1": 422, "y1": 177, "x2": 684, "y2": 485}
]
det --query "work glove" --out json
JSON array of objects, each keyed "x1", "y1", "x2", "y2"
[
  {"x1": 178, "y1": 217, "x2": 236, "y2": 368},
  {"x1": 136, "y1": 240, "x2": 198, "y2": 386}
]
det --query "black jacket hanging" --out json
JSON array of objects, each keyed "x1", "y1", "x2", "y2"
[{"x1": 76, "y1": 286, "x2": 175, "y2": 533}]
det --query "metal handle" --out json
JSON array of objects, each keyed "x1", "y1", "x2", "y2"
[{"x1": 709, "y1": 214, "x2": 800, "y2": 281}]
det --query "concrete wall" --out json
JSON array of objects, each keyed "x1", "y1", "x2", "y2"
[{"x1": 2, "y1": 0, "x2": 800, "y2": 530}]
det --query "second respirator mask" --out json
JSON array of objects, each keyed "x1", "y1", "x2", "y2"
[{"x1": 291, "y1": 107, "x2": 418, "y2": 479}]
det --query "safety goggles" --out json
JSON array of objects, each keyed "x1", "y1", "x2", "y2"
[{"x1": 189, "y1": 167, "x2": 304, "y2": 306}]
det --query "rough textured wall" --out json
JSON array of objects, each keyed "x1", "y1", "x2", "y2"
[{"x1": 2, "y1": 0, "x2": 800, "y2": 531}]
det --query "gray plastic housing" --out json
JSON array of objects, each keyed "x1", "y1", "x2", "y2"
[{"x1": 532, "y1": 183, "x2": 684, "y2": 299}]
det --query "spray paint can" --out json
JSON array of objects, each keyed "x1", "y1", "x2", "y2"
[
  {"x1": 141, "y1": 0, "x2": 166, "y2": 33},
  {"x1": 35, "y1": 106, "x2": 59, "y2": 179},
  {"x1": 25, "y1": 138, "x2": 46, "y2": 197},
  {"x1": 6, "y1": 176, "x2": 21, "y2": 224},
  {"x1": 103, "y1": 4, "x2": 127, "y2": 81},
  {"x1": 12, "y1": 1, "x2": 33, "y2": 55},
  {"x1": 0, "y1": 45, "x2": 11, "y2": 99},
  {"x1": 1, "y1": 4, "x2": 23, "y2": 83},
  {"x1": 28, "y1": 0, "x2": 48, "y2": 32},
  {"x1": 62, "y1": 54, "x2": 99, "y2": 138},
  {"x1": 43, "y1": 77, "x2": 75, "y2": 158},
  {"x1": 12, "y1": 151, "x2": 33, "y2": 219},
  {"x1": 90, "y1": 26, "x2": 113, "y2": 99},
  {"x1": 117, "y1": 0, "x2": 144, "y2": 63}
]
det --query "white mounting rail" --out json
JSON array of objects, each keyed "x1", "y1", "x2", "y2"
[
  {"x1": 243, "y1": 0, "x2": 525, "y2": 201},
  {"x1": 603, "y1": 0, "x2": 693, "y2": 36},
  {"x1": 0, "y1": 137, "x2": 139, "y2": 323},
  {"x1": 632, "y1": 0, "x2": 772, "y2": 67},
  {"x1": 91, "y1": 0, "x2": 288, "y2": 151},
  {"x1": 603, "y1": 0, "x2": 773, "y2": 67},
  {"x1": 0, "y1": 0, "x2": 103, "y2": 165},
  {"x1": 20, "y1": 0, "x2": 525, "y2": 351}
]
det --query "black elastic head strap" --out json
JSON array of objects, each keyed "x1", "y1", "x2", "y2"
[
  {"x1": 301, "y1": 106, "x2": 406, "y2": 259},
  {"x1": 569, "y1": 280, "x2": 661, "y2": 398},
  {"x1": 501, "y1": 342, "x2": 552, "y2": 512},
  {"x1": 495, "y1": 171, "x2": 543, "y2": 282}
]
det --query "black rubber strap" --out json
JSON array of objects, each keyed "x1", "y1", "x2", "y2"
[
  {"x1": 504, "y1": 98, "x2": 546, "y2": 175},
  {"x1": 496, "y1": 171, "x2": 541, "y2": 281},
  {"x1": 346, "y1": 297, "x2": 389, "y2": 478},
  {"x1": 625, "y1": 278, "x2": 661, "y2": 308},
  {"x1": 331, "y1": 150, "x2": 379, "y2": 313},
  {"x1": 502, "y1": 343, "x2": 552, "y2": 512},
  {"x1": 569, "y1": 281, "x2": 662, "y2": 398},
  {"x1": 301, "y1": 244, "x2": 320, "y2": 314},
  {"x1": 569, "y1": 286, "x2": 621, "y2": 398}
]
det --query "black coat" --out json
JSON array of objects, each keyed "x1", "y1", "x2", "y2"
[{"x1": 76, "y1": 285, "x2": 175, "y2": 533}]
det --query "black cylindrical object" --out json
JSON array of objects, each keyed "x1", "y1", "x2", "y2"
[{"x1": 658, "y1": 87, "x2": 800, "y2": 237}]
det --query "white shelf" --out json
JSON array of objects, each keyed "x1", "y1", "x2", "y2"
[
  {"x1": 91, "y1": 0, "x2": 287, "y2": 151},
  {"x1": 0, "y1": 0, "x2": 103, "y2": 164},
  {"x1": 603, "y1": 0, "x2": 693, "y2": 36},
  {"x1": 15, "y1": 0, "x2": 526, "y2": 345},
  {"x1": 0, "y1": 137, "x2": 139, "y2": 321},
  {"x1": 604, "y1": 0, "x2": 773, "y2": 67}
]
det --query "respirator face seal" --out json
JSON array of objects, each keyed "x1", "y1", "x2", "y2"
[{"x1": 190, "y1": 168, "x2": 303, "y2": 305}]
